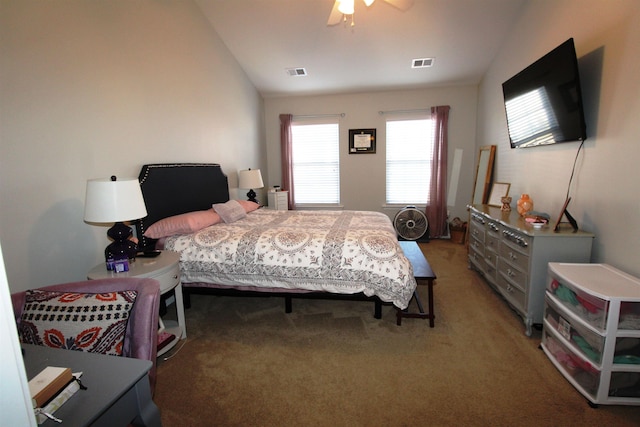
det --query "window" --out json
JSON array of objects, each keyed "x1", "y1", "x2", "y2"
[
  {"x1": 291, "y1": 119, "x2": 340, "y2": 204},
  {"x1": 386, "y1": 117, "x2": 435, "y2": 204}
]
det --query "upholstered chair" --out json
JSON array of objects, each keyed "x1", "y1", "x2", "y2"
[{"x1": 11, "y1": 277, "x2": 161, "y2": 394}]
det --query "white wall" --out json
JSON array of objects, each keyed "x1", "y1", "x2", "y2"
[
  {"x1": 476, "y1": 0, "x2": 640, "y2": 276},
  {"x1": 0, "y1": 0, "x2": 265, "y2": 292},
  {"x1": 264, "y1": 86, "x2": 479, "y2": 221}
]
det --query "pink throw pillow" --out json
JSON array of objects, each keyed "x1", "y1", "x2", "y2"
[
  {"x1": 236, "y1": 200, "x2": 260, "y2": 213},
  {"x1": 143, "y1": 209, "x2": 221, "y2": 239}
]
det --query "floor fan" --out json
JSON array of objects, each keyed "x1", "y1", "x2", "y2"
[{"x1": 393, "y1": 206, "x2": 428, "y2": 241}]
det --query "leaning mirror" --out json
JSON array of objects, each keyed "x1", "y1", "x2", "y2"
[{"x1": 472, "y1": 145, "x2": 496, "y2": 205}]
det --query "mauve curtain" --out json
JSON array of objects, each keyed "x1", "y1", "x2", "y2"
[
  {"x1": 425, "y1": 105, "x2": 450, "y2": 238},
  {"x1": 279, "y1": 114, "x2": 295, "y2": 210}
]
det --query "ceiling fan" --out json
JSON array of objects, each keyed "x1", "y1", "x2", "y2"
[{"x1": 327, "y1": 0, "x2": 414, "y2": 27}]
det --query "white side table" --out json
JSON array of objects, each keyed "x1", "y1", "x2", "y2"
[
  {"x1": 87, "y1": 250, "x2": 186, "y2": 356},
  {"x1": 267, "y1": 190, "x2": 289, "y2": 210}
]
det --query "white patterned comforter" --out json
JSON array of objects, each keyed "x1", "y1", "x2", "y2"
[{"x1": 163, "y1": 209, "x2": 417, "y2": 309}]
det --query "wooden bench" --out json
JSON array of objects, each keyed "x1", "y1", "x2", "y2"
[{"x1": 397, "y1": 241, "x2": 437, "y2": 326}]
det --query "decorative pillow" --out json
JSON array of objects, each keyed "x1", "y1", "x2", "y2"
[
  {"x1": 143, "y1": 208, "x2": 221, "y2": 239},
  {"x1": 213, "y1": 199, "x2": 247, "y2": 223},
  {"x1": 19, "y1": 290, "x2": 137, "y2": 356}
]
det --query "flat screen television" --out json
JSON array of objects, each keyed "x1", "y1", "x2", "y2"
[{"x1": 502, "y1": 38, "x2": 587, "y2": 148}]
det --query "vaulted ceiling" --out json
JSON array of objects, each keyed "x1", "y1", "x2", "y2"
[{"x1": 195, "y1": 0, "x2": 527, "y2": 97}]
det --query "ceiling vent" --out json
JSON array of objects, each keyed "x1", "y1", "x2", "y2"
[
  {"x1": 286, "y1": 67, "x2": 308, "y2": 77},
  {"x1": 412, "y1": 58, "x2": 434, "y2": 68}
]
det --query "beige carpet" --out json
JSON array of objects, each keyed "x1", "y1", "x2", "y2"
[{"x1": 153, "y1": 239, "x2": 640, "y2": 426}]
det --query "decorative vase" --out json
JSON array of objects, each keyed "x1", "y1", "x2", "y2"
[{"x1": 517, "y1": 194, "x2": 534, "y2": 216}]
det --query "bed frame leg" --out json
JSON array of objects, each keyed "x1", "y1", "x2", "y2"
[{"x1": 285, "y1": 296, "x2": 292, "y2": 313}]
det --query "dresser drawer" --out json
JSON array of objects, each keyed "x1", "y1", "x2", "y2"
[
  {"x1": 468, "y1": 245, "x2": 485, "y2": 273},
  {"x1": 485, "y1": 233, "x2": 499, "y2": 255},
  {"x1": 501, "y1": 228, "x2": 531, "y2": 255},
  {"x1": 469, "y1": 234, "x2": 484, "y2": 257},
  {"x1": 469, "y1": 220, "x2": 485, "y2": 244},
  {"x1": 499, "y1": 239, "x2": 530, "y2": 274},
  {"x1": 484, "y1": 249, "x2": 498, "y2": 271},
  {"x1": 484, "y1": 254, "x2": 498, "y2": 284},
  {"x1": 497, "y1": 272, "x2": 526, "y2": 312},
  {"x1": 498, "y1": 257, "x2": 528, "y2": 290}
]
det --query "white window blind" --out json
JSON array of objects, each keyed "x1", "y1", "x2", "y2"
[
  {"x1": 291, "y1": 120, "x2": 340, "y2": 204},
  {"x1": 386, "y1": 118, "x2": 434, "y2": 204}
]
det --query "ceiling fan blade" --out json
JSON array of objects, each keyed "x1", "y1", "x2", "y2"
[
  {"x1": 384, "y1": 0, "x2": 414, "y2": 11},
  {"x1": 327, "y1": 1, "x2": 343, "y2": 26}
]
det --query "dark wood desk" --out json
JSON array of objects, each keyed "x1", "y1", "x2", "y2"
[
  {"x1": 23, "y1": 344, "x2": 161, "y2": 427},
  {"x1": 397, "y1": 241, "x2": 437, "y2": 326}
]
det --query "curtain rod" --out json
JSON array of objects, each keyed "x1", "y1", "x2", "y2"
[
  {"x1": 378, "y1": 108, "x2": 430, "y2": 115},
  {"x1": 293, "y1": 113, "x2": 345, "y2": 119}
]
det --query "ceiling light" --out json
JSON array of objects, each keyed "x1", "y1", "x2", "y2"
[
  {"x1": 338, "y1": 0, "x2": 355, "y2": 15},
  {"x1": 328, "y1": 0, "x2": 412, "y2": 28}
]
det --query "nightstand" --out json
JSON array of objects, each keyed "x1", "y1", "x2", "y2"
[
  {"x1": 267, "y1": 190, "x2": 288, "y2": 210},
  {"x1": 87, "y1": 250, "x2": 186, "y2": 356}
]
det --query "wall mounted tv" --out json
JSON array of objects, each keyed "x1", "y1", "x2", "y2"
[{"x1": 502, "y1": 38, "x2": 587, "y2": 149}]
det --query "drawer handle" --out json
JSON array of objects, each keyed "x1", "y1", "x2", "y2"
[
  {"x1": 472, "y1": 213, "x2": 486, "y2": 224},
  {"x1": 502, "y1": 230, "x2": 529, "y2": 248},
  {"x1": 507, "y1": 268, "x2": 516, "y2": 278},
  {"x1": 509, "y1": 252, "x2": 518, "y2": 261},
  {"x1": 506, "y1": 285, "x2": 513, "y2": 292}
]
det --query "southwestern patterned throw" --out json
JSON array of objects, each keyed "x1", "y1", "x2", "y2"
[
  {"x1": 164, "y1": 209, "x2": 417, "y2": 309},
  {"x1": 19, "y1": 290, "x2": 137, "y2": 356}
]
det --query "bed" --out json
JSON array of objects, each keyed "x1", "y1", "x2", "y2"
[{"x1": 135, "y1": 163, "x2": 417, "y2": 316}]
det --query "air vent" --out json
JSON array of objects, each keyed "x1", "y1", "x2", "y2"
[
  {"x1": 412, "y1": 58, "x2": 434, "y2": 68},
  {"x1": 286, "y1": 67, "x2": 307, "y2": 76}
]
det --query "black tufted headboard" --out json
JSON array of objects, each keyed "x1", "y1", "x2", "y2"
[{"x1": 135, "y1": 163, "x2": 230, "y2": 251}]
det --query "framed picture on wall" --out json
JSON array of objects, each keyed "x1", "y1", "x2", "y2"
[
  {"x1": 488, "y1": 182, "x2": 510, "y2": 207},
  {"x1": 349, "y1": 129, "x2": 376, "y2": 154}
]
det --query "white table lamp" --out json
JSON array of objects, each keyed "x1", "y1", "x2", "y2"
[
  {"x1": 84, "y1": 176, "x2": 148, "y2": 270},
  {"x1": 238, "y1": 169, "x2": 264, "y2": 203}
]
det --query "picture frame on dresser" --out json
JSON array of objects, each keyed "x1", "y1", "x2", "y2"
[
  {"x1": 488, "y1": 182, "x2": 510, "y2": 207},
  {"x1": 553, "y1": 197, "x2": 579, "y2": 232}
]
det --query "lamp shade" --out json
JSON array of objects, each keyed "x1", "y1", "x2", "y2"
[
  {"x1": 238, "y1": 169, "x2": 264, "y2": 190},
  {"x1": 84, "y1": 177, "x2": 148, "y2": 223}
]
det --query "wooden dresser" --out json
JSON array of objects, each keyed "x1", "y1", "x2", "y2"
[{"x1": 468, "y1": 204, "x2": 594, "y2": 336}]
